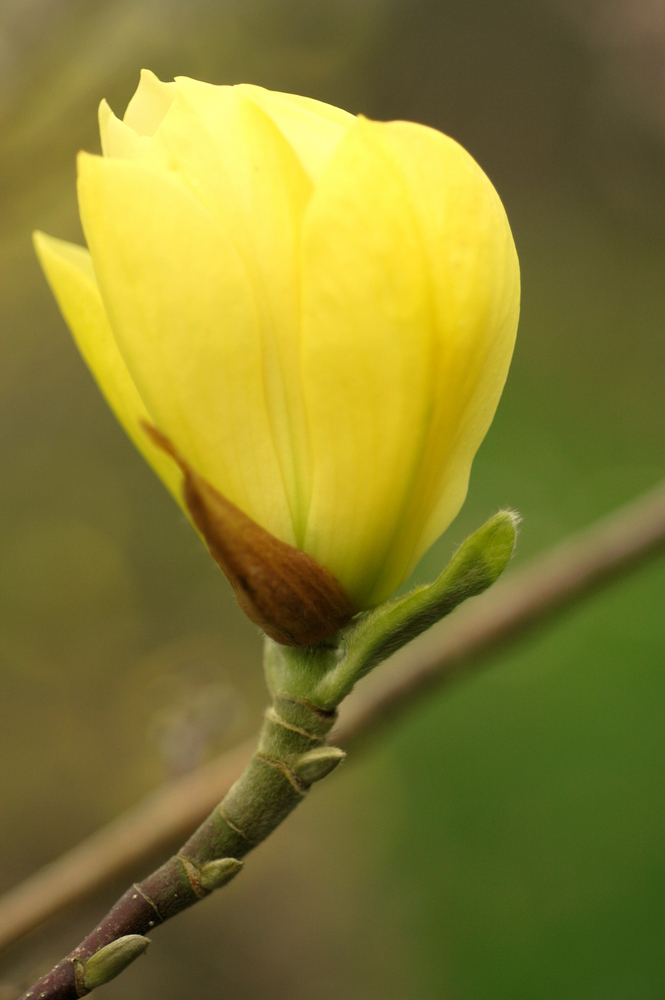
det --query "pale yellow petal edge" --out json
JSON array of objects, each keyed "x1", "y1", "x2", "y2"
[{"x1": 33, "y1": 230, "x2": 184, "y2": 506}]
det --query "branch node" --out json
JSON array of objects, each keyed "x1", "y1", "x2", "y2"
[
  {"x1": 218, "y1": 807, "x2": 253, "y2": 845},
  {"x1": 265, "y1": 706, "x2": 325, "y2": 742},
  {"x1": 254, "y1": 754, "x2": 308, "y2": 795},
  {"x1": 71, "y1": 959, "x2": 86, "y2": 998},
  {"x1": 132, "y1": 883, "x2": 163, "y2": 923}
]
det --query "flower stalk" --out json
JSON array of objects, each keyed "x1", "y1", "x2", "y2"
[{"x1": 17, "y1": 511, "x2": 517, "y2": 1000}]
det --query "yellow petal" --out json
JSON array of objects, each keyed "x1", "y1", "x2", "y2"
[
  {"x1": 300, "y1": 118, "x2": 519, "y2": 607},
  {"x1": 236, "y1": 84, "x2": 355, "y2": 183},
  {"x1": 123, "y1": 68, "x2": 176, "y2": 136},
  {"x1": 98, "y1": 98, "x2": 112, "y2": 156},
  {"x1": 300, "y1": 119, "x2": 436, "y2": 605},
  {"x1": 98, "y1": 99, "x2": 149, "y2": 159},
  {"x1": 76, "y1": 152, "x2": 296, "y2": 546},
  {"x1": 32, "y1": 231, "x2": 183, "y2": 504},
  {"x1": 375, "y1": 121, "x2": 519, "y2": 585},
  {"x1": 144, "y1": 79, "x2": 314, "y2": 541}
]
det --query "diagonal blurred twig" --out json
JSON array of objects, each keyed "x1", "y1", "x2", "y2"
[{"x1": 1, "y1": 479, "x2": 665, "y2": 954}]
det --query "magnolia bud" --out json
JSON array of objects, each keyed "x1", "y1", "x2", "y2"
[{"x1": 33, "y1": 71, "x2": 519, "y2": 621}]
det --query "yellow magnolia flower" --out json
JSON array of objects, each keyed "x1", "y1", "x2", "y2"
[{"x1": 34, "y1": 70, "x2": 519, "y2": 641}]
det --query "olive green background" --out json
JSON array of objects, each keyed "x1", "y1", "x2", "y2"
[{"x1": 1, "y1": 1, "x2": 665, "y2": 997}]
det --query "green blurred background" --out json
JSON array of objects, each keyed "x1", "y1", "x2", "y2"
[{"x1": 1, "y1": 0, "x2": 665, "y2": 996}]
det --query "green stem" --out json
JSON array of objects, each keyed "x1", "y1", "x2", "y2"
[{"x1": 181, "y1": 692, "x2": 340, "y2": 867}]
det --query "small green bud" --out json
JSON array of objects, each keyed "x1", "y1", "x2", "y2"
[
  {"x1": 314, "y1": 508, "x2": 521, "y2": 705},
  {"x1": 294, "y1": 746, "x2": 346, "y2": 784},
  {"x1": 198, "y1": 857, "x2": 244, "y2": 892},
  {"x1": 81, "y1": 935, "x2": 150, "y2": 991}
]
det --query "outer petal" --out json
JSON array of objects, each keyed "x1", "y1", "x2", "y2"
[
  {"x1": 236, "y1": 84, "x2": 355, "y2": 183},
  {"x1": 76, "y1": 152, "x2": 295, "y2": 546},
  {"x1": 144, "y1": 79, "x2": 314, "y2": 542},
  {"x1": 375, "y1": 121, "x2": 519, "y2": 587},
  {"x1": 301, "y1": 118, "x2": 519, "y2": 607},
  {"x1": 32, "y1": 231, "x2": 183, "y2": 503},
  {"x1": 98, "y1": 99, "x2": 149, "y2": 159},
  {"x1": 122, "y1": 68, "x2": 177, "y2": 136},
  {"x1": 300, "y1": 118, "x2": 437, "y2": 605}
]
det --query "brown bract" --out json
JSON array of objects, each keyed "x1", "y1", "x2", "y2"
[{"x1": 143, "y1": 423, "x2": 357, "y2": 646}]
